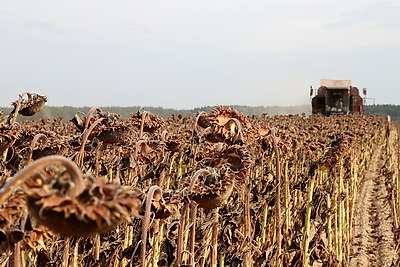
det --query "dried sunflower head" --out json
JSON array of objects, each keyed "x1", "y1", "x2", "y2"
[
  {"x1": 94, "y1": 112, "x2": 131, "y2": 144},
  {"x1": 183, "y1": 165, "x2": 236, "y2": 209},
  {"x1": 70, "y1": 113, "x2": 87, "y2": 132},
  {"x1": 18, "y1": 157, "x2": 144, "y2": 237},
  {"x1": 316, "y1": 136, "x2": 350, "y2": 171},
  {"x1": 135, "y1": 140, "x2": 166, "y2": 164},
  {"x1": 130, "y1": 111, "x2": 164, "y2": 133},
  {"x1": 31, "y1": 142, "x2": 69, "y2": 160},
  {"x1": 71, "y1": 110, "x2": 130, "y2": 144},
  {"x1": 161, "y1": 131, "x2": 185, "y2": 153},
  {"x1": 196, "y1": 111, "x2": 212, "y2": 129},
  {"x1": 209, "y1": 145, "x2": 252, "y2": 180},
  {"x1": 142, "y1": 189, "x2": 181, "y2": 219},
  {"x1": 95, "y1": 124, "x2": 130, "y2": 144},
  {"x1": 11, "y1": 93, "x2": 47, "y2": 117},
  {"x1": 199, "y1": 107, "x2": 252, "y2": 145},
  {"x1": 207, "y1": 106, "x2": 252, "y2": 131},
  {"x1": 0, "y1": 125, "x2": 20, "y2": 153},
  {"x1": 0, "y1": 189, "x2": 26, "y2": 229}
]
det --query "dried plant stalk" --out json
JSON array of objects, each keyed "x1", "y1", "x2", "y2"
[
  {"x1": 243, "y1": 170, "x2": 252, "y2": 266},
  {"x1": 189, "y1": 202, "x2": 197, "y2": 266},
  {"x1": 76, "y1": 117, "x2": 105, "y2": 168},
  {"x1": 338, "y1": 160, "x2": 344, "y2": 263},
  {"x1": 211, "y1": 208, "x2": 219, "y2": 266},
  {"x1": 271, "y1": 128, "x2": 282, "y2": 265},
  {"x1": 27, "y1": 133, "x2": 48, "y2": 163},
  {"x1": 63, "y1": 237, "x2": 71, "y2": 267},
  {"x1": 261, "y1": 206, "x2": 269, "y2": 244},
  {"x1": 284, "y1": 161, "x2": 290, "y2": 235},
  {"x1": 139, "y1": 111, "x2": 148, "y2": 139},
  {"x1": 302, "y1": 170, "x2": 317, "y2": 267},
  {"x1": 72, "y1": 239, "x2": 79, "y2": 267},
  {"x1": 324, "y1": 171, "x2": 332, "y2": 254},
  {"x1": 176, "y1": 203, "x2": 189, "y2": 266},
  {"x1": 94, "y1": 234, "x2": 100, "y2": 261},
  {"x1": 141, "y1": 185, "x2": 163, "y2": 267}
]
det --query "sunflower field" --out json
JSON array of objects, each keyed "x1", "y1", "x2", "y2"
[{"x1": 0, "y1": 93, "x2": 398, "y2": 266}]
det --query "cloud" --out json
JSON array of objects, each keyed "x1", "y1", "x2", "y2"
[
  {"x1": 24, "y1": 20, "x2": 78, "y2": 35},
  {"x1": 325, "y1": 2, "x2": 400, "y2": 31}
]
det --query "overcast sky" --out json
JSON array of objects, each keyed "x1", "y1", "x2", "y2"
[{"x1": 1, "y1": 0, "x2": 399, "y2": 109}]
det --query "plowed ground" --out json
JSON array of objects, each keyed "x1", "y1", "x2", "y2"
[{"x1": 349, "y1": 145, "x2": 399, "y2": 266}]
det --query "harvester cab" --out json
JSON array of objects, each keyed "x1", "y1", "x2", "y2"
[{"x1": 310, "y1": 79, "x2": 365, "y2": 115}]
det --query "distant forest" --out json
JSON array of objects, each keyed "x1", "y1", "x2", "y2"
[
  {"x1": 364, "y1": 105, "x2": 400, "y2": 120},
  {"x1": 0, "y1": 104, "x2": 399, "y2": 121},
  {"x1": 0, "y1": 105, "x2": 312, "y2": 121}
]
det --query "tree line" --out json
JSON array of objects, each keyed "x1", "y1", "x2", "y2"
[
  {"x1": 364, "y1": 105, "x2": 400, "y2": 121},
  {"x1": 0, "y1": 104, "x2": 399, "y2": 121},
  {"x1": 0, "y1": 105, "x2": 312, "y2": 121}
]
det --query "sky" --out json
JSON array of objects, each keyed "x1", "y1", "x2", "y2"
[{"x1": 1, "y1": 0, "x2": 400, "y2": 109}]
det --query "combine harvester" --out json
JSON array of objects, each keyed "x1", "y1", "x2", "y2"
[{"x1": 310, "y1": 79, "x2": 366, "y2": 115}]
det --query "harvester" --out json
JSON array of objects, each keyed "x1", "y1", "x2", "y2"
[{"x1": 310, "y1": 79, "x2": 366, "y2": 115}]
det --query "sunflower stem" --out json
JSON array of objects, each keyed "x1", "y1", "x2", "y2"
[
  {"x1": 141, "y1": 185, "x2": 163, "y2": 267},
  {"x1": 271, "y1": 127, "x2": 282, "y2": 265},
  {"x1": 177, "y1": 203, "x2": 189, "y2": 266},
  {"x1": 189, "y1": 202, "x2": 198, "y2": 266},
  {"x1": 7, "y1": 92, "x2": 30, "y2": 125},
  {"x1": 27, "y1": 133, "x2": 48, "y2": 163},
  {"x1": 211, "y1": 208, "x2": 219, "y2": 266},
  {"x1": 62, "y1": 237, "x2": 71, "y2": 267}
]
